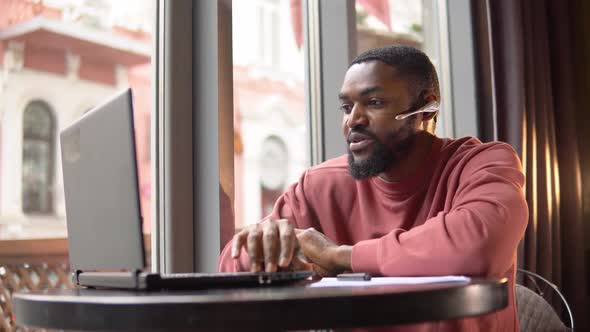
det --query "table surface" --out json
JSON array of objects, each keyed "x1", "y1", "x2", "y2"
[{"x1": 14, "y1": 277, "x2": 508, "y2": 331}]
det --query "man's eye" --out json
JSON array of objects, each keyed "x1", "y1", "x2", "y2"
[
  {"x1": 339, "y1": 104, "x2": 352, "y2": 114},
  {"x1": 368, "y1": 99, "x2": 384, "y2": 107}
]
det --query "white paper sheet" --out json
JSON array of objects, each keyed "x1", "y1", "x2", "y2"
[{"x1": 307, "y1": 276, "x2": 471, "y2": 288}]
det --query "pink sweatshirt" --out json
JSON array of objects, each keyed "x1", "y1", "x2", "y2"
[{"x1": 219, "y1": 136, "x2": 528, "y2": 332}]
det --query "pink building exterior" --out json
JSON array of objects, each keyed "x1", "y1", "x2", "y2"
[
  {"x1": 1, "y1": 0, "x2": 153, "y2": 233},
  {"x1": 0, "y1": 0, "x2": 307, "y2": 236}
]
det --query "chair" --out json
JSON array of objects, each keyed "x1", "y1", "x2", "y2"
[{"x1": 515, "y1": 269, "x2": 574, "y2": 332}]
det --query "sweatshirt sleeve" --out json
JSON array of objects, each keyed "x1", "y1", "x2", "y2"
[
  {"x1": 351, "y1": 143, "x2": 529, "y2": 277},
  {"x1": 218, "y1": 170, "x2": 317, "y2": 272}
]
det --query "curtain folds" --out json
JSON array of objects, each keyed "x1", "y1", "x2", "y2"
[{"x1": 472, "y1": 0, "x2": 590, "y2": 329}]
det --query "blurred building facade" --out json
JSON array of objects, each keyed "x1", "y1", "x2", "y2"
[
  {"x1": 0, "y1": 0, "x2": 152, "y2": 239},
  {"x1": 0, "y1": 0, "x2": 424, "y2": 238}
]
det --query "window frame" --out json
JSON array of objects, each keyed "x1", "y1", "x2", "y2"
[{"x1": 154, "y1": 0, "x2": 234, "y2": 273}]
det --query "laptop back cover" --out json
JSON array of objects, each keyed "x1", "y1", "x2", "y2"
[{"x1": 61, "y1": 88, "x2": 145, "y2": 272}]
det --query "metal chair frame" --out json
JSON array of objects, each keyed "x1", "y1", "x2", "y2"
[{"x1": 517, "y1": 268, "x2": 574, "y2": 331}]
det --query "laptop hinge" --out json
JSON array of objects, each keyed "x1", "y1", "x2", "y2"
[
  {"x1": 73, "y1": 269, "x2": 145, "y2": 289},
  {"x1": 72, "y1": 270, "x2": 83, "y2": 286},
  {"x1": 132, "y1": 269, "x2": 143, "y2": 289}
]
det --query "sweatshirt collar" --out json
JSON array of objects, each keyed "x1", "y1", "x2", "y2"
[{"x1": 370, "y1": 136, "x2": 443, "y2": 196}]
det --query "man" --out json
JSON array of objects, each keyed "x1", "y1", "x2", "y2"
[{"x1": 219, "y1": 45, "x2": 528, "y2": 331}]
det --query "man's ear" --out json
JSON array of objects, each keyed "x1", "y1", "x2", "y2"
[{"x1": 421, "y1": 93, "x2": 439, "y2": 121}]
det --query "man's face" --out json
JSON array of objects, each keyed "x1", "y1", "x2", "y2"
[{"x1": 339, "y1": 60, "x2": 420, "y2": 179}]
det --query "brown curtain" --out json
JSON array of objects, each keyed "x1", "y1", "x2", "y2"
[{"x1": 472, "y1": 0, "x2": 590, "y2": 329}]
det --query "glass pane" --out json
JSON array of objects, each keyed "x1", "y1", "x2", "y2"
[
  {"x1": 355, "y1": 0, "x2": 447, "y2": 136},
  {"x1": 22, "y1": 140, "x2": 51, "y2": 213},
  {"x1": 356, "y1": 0, "x2": 423, "y2": 53},
  {"x1": 23, "y1": 102, "x2": 53, "y2": 139},
  {"x1": 0, "y1": 0, "x2": 155, "y2": 241},
  {"x1": 232, "y1": 0, "x2": 308, "y2": 229}
]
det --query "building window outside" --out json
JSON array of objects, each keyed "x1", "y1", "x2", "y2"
[
  {"x1": 256, "y1": 0, "x2": 281, "y2": 68},
  {"x1": 22, "y1": 101, "x2": 55, "y2": 214}
]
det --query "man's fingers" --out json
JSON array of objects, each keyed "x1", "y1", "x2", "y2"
[
  {"x1": 294, "y1": 227, "x2": 313, "y2": 258},
  {"x1": 246, "y1": 229, "x2": 263, "y2": 272},
  {"x1": 312, "y1": 263, "x2": 332, "y2": 277},
  {"x1": 233, "y1": 220, "x2": 298, "y2": 273},
  {"x1": 278, "y1": 220, "x2": 296, "y2": 267},
  {"x1": 262, "y1": 222, "x2": 279, "y2": 272},
  {"x1": 290, "y1": 251, "x2": 313, "y2": 271},
  {"x1": 231, "y1": 229, "x2": 249, "y2": 258}
]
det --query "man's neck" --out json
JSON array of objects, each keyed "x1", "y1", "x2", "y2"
[{"x1": 378, "y1": 132, "x2": 436, "y2": 183}]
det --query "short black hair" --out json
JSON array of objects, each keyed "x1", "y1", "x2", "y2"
[{"x1": 350, "y1": 45, "x2": 440, "y2": 103}]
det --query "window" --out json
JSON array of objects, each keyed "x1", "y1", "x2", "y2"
[
  {"x1": 1, "y1": 1, "x2": 156, "y2": 327},
  {"x1": 356, "y1": 0, "x2": 423, "y2": 53},
  {"x1": 22, "y1": 100, "x2": 55, "y2": 214},
  {"x1": 0, "y1": 0, "x2": 154, "y2": 240},
  {"x1": 355, "y1": 0, "x2": 453, "y2": 137},
  {"x1": 232, "y1": 0, "x2": 308, "y2": 228},
  {"x1": 256, "y1": 0, "x2": 281, "y2": 68},
  {"x1": 259, "y1": 135, "x2": 288, "y2": 216}
]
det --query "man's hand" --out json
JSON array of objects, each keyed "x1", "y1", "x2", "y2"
[
  {"x1": 231, "y1": 218, "x2": 312, "y2": 273},
  {"x1": 296, "y1": 228, "x2": 352, "y2": 276}
]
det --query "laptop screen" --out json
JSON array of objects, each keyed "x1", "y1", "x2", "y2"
[{"x1": 61, "y1": 88, "x2": 145, "y2": 272}]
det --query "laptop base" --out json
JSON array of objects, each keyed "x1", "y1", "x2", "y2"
[{"x1": 73, "y1": 270, "x2": 313, "y2": 290}]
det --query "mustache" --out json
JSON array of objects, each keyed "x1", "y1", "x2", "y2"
[{"x1": 347, "y1": 127, "x2": 378, "y2": 143}]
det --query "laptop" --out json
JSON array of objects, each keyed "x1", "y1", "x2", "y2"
[{"x1": 60, "y1": 88, "x2": 312, "y2": 290}]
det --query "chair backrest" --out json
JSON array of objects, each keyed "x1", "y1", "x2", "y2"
[
  {"x1": 516, "y1": 269, "x2": 573, "y2": 332},
  {"x1": 515, "y1": 284, "x2": 567, "y2": 331}
]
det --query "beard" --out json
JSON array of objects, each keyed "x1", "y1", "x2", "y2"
[{"x1": 347, "y1": 123, "x2": 417, "y2": 180}]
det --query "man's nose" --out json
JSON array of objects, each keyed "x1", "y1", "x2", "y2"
[{"x1": 346, "y1": 104, "x2": 369, "y2": 128}]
